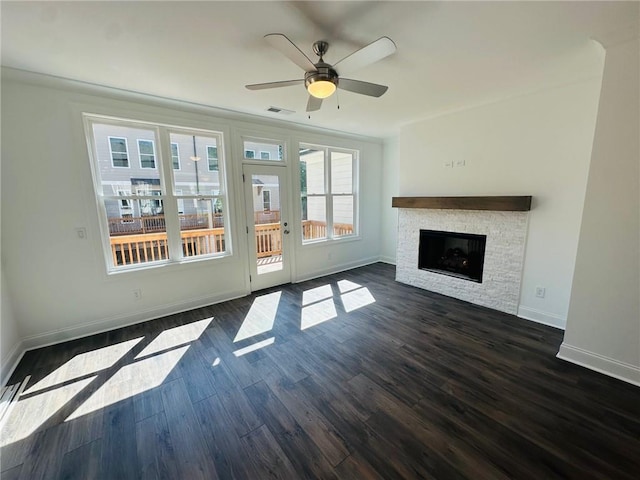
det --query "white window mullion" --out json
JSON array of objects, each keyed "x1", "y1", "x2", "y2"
[
  {"x1": 325, "y1": 147, "x2": 333, "y2": 238},
  {"x1": 158, "y1": 127, "x2": 182, "y2": 262}
]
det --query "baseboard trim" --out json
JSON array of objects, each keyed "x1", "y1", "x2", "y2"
[
  {"x1": 557, "y1": 343, "x2": 640, "y2": 387},
  {"x1": 294, "y1": 257, "x2": 381, "y2": 284},
  {"x1": 1, "y1": 341, "x2": 26, "y2": 387},
  {"x1": 378, "y1": 255, "x2": 396, "y2": 265},
  {"x1": 518, "y1": 306, "x2": 566, "y2": 330},
  {"x1": 20, "y1": 287, "x2": 248, "y2": 353}
]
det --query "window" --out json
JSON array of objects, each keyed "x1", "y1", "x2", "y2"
[
  {"x1": 109, "y1": 137, "x2": 129, "y2": 167},
  {"x1": 86, "y1": 116, "x2": 230, "y2": 271},
  {"x1": 243, "y1": 139, "x2": 283, "y2": 161},
  {"x1": 171, "y1": 142, "x2": 180, "y2": 170},
  {"x1": 138, "y1": 139, "x2": 156, "y2": 168},
  {"x1": 207, "y1": 145, "x2": 218, "y2": 171},
  {"x1": 299, "y1": 144, "x2": 357, "y2": 242},
  {"x1": 262, "y1": 190, "x2": 271, "y2": 211}
]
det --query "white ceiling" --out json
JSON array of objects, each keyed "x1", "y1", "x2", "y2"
[{"x1": 1, "y1": 1, "x2": 636, "y2": 138}]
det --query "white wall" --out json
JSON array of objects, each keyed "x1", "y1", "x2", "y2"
[
  {"x1": 560, "y1": 35, "x2": 640, "y2": 386},
  {"x1": 395, "y1": 68, "x2": 603, "y2": 328},
  {"x1": 1, "y1": 267, "x2": 22, "y2": 384},
  {"x1": 380, "y1": 137, "x2": 399, "y2": 264},
  {"x1": 0, "y1": 69, "x2": 382, "y2": 352}
]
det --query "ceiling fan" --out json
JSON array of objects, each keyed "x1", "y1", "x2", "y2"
[{"x1": 246, "y1": 33, "x2": 396, "y2": 112}]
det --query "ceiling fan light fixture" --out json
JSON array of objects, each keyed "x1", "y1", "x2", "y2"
[{"x1": 307, "y1": 79, "x2": 337, "y2": 99}]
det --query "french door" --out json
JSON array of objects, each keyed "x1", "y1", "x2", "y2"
[{"x1": 243, "y1": 164, "x2": 292, "y2": 291}]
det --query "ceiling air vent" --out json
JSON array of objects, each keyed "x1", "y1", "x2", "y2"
[{"x1": 266, "y1": 106, "x2": 295, "y2": 115}]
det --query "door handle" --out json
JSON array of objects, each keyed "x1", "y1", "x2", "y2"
[{"x1": 283, "y1": 229, "x2": 290, "y2": 234}]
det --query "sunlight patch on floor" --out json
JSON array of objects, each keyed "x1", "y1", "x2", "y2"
[
  {"x1": 66, "y1": 346, "x2": 189, "y2": 421},
  {"x1": 337, "y1": 279, "x2": 362, "y2": 294},
  {"x1": 302, "y1": 284, "x2": 333, "y2": 306},
  {"x1": 301, "y1": 298, "x2": 337, "y2": 330},
  {"x1": 233, "y1": 292, "x2": 281, "y2": 343},
  {"x1": 23, "y1": 337, "x2": 143, "y2": 396},
  {"x1": 233, "y1": 337, "x2": 275, "y2": 357},
  {"x1": 341, "y1": 287, "x2": 376, "y2": 313},
  {"x1": 135, "y1": 317, "x2": 213, "y2": 359},
  {"x1": 1, "y1": 376, "x2": 96, "y2": 446}
]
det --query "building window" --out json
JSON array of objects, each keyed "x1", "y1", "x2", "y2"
[
  {"x1": 138, "y1": 139, "x2": 156, "y2": 168},
  {"x1": 244, "y1": 149, "x2": 255, "y2": 159},
  {"x1": 85, "y1": 116, "x2": 230, "y2": 271},
  {"x1": 171, "y1": 142, "x2": 180, "y2": 170},
  {"x1": 262, "y1": 190, "x2": 271, "y2": 211},
  {"x1": 260, "y1": 151, "x2": 271, "y2": 160},
  {"x1": 207, "y1": 145, "x2": 218, "y2": 171},
  {"x1": 109, "y1": 137, "x2": 129, "y2": 167},
  {"x1": 299, "y1": 144, "x2": 357, "y2": 243}
]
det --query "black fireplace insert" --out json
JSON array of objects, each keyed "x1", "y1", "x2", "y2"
[{"x1": 418, "y1": 229, "x2": 487, "y2": 283}]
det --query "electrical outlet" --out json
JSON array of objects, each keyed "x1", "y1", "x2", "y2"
[
  {"x1": 535, "y1": 286, "x2": 546, "y2": 298},
  {"x1": 133, "y1": 288, "x2": 142, "y2": 301}
]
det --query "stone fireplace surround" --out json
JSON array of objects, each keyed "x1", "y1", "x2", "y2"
[{"x1": 393, "y1": 197, "x2": 531, "y2": 315}]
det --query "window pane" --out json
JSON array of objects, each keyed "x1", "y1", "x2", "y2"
[
  {"x1": 171, "y1": 143, "x2": 180, "y2": 169},
  {"x1": 333, "y1": 196, "x2": 354, "y2": 236},
  {"x1": 105, "y1": 198, "x2": 168, "y2": 267},
  {"x1": 179, "y1": 198, "x2": 226, "y2": 258},
  {"x1": 207, "y1": 145, "x2": 218, "y2": 171},
  {"x1": 109, "y1": 137, "x2": 129, "y2": 167},
  {"x1": 331, "y1": 151, "x2": 353, "y2": 194},
  {"x1": 93, "y1": 125, "x2": 161, "y2": 196},
  {"x1": 300, "y1": 147, "x2": 325, "y2": 194},
  {"x1": 169, "y1": 132, "x2": 221, "y2": 195},
  {"x1": 303, "y1": 196, "x2": 327, "y2": 241},
  {"x1": 244, "y1": 140, "x2": 283, "y2": 161}
]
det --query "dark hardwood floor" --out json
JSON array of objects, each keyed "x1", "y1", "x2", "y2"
[{"x1": 2, "y1": 263, "x2": 639, "y2": 479}]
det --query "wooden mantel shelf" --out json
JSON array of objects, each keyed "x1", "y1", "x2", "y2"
[{"x1": 391, "y1": 196, "x2": 532, "y2": 211}]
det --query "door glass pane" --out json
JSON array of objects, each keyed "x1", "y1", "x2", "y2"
[
  {"x1": 180, "y1": 198, "x2": 226, "y2": 258},
  {"x1": 333, "y1": 196, "x2": 354, "y2": 237},
  {"x1": 253, "y1": 174, "x2": 282, "y2": 274}
]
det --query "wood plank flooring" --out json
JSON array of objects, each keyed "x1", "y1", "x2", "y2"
[{"x1": 2, "y1": 263, "x2": 639, "y2": 479}]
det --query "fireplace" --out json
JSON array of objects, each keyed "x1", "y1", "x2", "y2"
[{"x1": 419, "y1": 230, "x2": 487, "y2": 283}]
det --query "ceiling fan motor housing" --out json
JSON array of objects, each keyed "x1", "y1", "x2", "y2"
[{"x1": 305, "y1": 62, "x2": 339, "y2": 90}]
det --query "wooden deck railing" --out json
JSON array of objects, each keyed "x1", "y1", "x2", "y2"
[
  {"x1": 110, "y1": 228, "x2": 225, "y2": 266},
  {"x1": 302, "y1": 220, "x2": 353, "y2": 240},
  {"x1": 110, "y1": 219, "x2": 353, "y2": 266},
  {"x1": 108, "y1": 214, "x2": 224, "y2": 236}
]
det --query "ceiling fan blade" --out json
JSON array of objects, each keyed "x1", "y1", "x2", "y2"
[
  {"x1": 265, "y1": 33, "x2": 317, "y2": 72},
  {"x1": 245, "y1": 79, "x2": 303, "y2": 90},
  {"x1": 338, "y1": 78, "x2": 388, "y2": 97},
  {"x1": 334, "y1": 37, "x2": 396, "y2": 75},
  {"x1": 306, "y1": 95, "x2": 323, "y2": 112}
]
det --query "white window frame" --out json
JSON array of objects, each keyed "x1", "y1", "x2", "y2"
[
  {"x1": 299, "y1": 143, "x2": 358, "y2": 245},
  {"x1": 244, "y1": 149, "x2": 256, "y2": 159},
  {"x1": 137, "y1": 138, "x2": 156, "y2": 169},
  {"x1": 260, "y1": 151, "x2": 271, "y2": 160},
  {"x1": 171, "y1": 142, "x2": 181, "y2": 170},
  {"x1": 84, "y1": 114, "x2": 232, "y2": 273},
  {"x1": 108, "y1": 136, "x2": 129, "y2": 168}
]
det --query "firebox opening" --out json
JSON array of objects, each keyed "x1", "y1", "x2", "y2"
[{"x1": 418, "y1": 230, "x2": 487, "y2": 283}]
